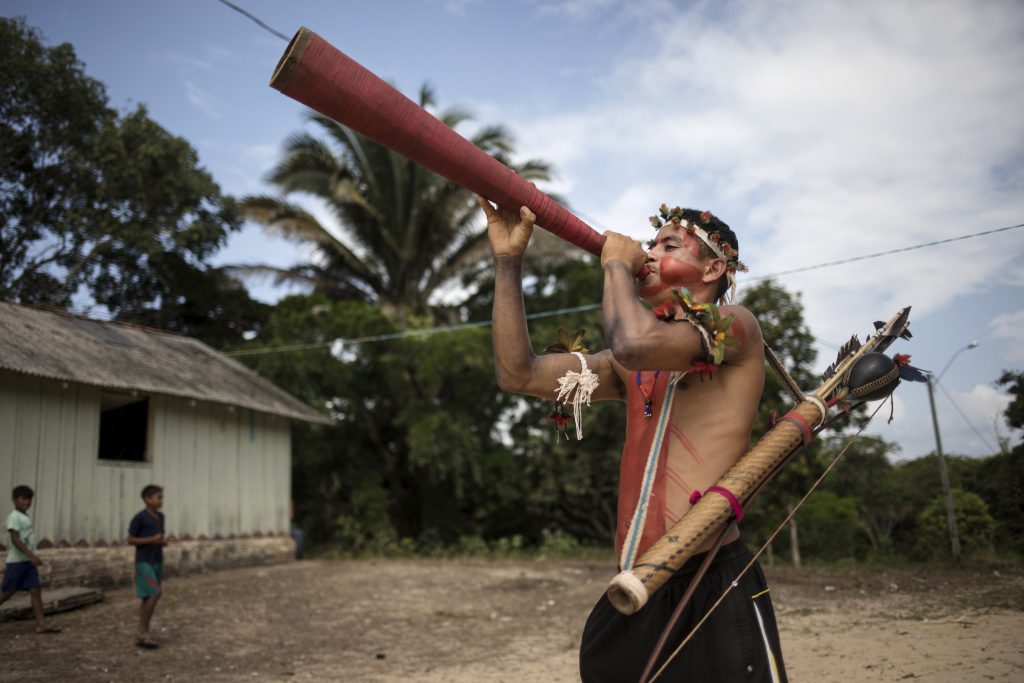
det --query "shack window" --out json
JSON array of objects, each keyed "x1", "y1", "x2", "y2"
[{"x1": 98, "y1": 393, "x2": 149, "y2": 462}]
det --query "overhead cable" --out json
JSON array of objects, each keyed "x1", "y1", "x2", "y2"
[{"x1": 224, "y1": 222, "x2": 1022, "y2": 356}]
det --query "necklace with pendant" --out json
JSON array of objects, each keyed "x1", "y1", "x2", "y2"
[{"x1": 635, "y1": 370, "x2": 661, "y2": 419}]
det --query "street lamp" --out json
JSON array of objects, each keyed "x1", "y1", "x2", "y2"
[
  {"x1": 926, "y1": 340, "x2": 979, "y2": 563},
  {"x1": 936, "y1": 340, "x2": 980, "y2": 383}
]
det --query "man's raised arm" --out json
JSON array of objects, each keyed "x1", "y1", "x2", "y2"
[{"x1": 481, "y1": 198, "x2": 624, "y2": 401}]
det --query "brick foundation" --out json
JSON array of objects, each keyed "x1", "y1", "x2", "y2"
[{"x1": 0, "y1": 535, "x2": 295, "y2": 589}]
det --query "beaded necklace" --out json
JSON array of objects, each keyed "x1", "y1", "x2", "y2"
[{"x1": 635, "y1": 370, "x2": 661, "y2": 419}]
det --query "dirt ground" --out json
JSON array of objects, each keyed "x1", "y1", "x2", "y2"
[{"x1": 0, "y1": 558, "x2": 1021, "y2": 682}]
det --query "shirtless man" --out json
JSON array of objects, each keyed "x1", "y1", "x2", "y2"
[{"x1": 481, "y1": 198, "x2": 787, "y2": 682}]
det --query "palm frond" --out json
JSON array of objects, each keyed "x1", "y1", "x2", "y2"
[
  {"x1": 422, "y1": 230, "x2": 492, "y2": 294},
  {"x1": 511, "y1": 158, "x2": 554, "y2": 181},
  {"x1": 471, "y1": 124, "x2": 513, "y2": 155},
  {"x1": 307, "y1": 114, "x2": 381, "y2": 196},
  {"x1": 439, "y1": 105, "x2": 474, "y2": 129},
  {"x1": 240, "y1": 195, "x2": 386, "y2": 294},
  {"x1": 259, "y1": 82, "x2": 561, "y2": 318},
  {"x1": 265, "y1": 133, "x2": 343, "y2": 196},
  {"x1": 220, "y1": 263, "x2": 320, "y2": 289},
  {"x1": 239, "y1": 195, "x2": 337, "y2": 247},
  {"x1": 418, "y1": 82, "x2": 437, "y2": 109}
]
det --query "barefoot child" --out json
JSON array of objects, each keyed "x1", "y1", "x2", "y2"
[
  {"x1": 128, "y1": 484, "x2": 166, "y2": 649},
  {"x1": 0, "y1": 485, "x2": 61, "y2": 633}
]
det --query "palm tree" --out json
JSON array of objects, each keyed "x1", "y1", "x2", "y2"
[{"x1": 237, "y1": 84, "x2": 557, "y2": 324}]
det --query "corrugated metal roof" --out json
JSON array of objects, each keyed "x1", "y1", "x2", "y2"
[{"x1": 0, "y1": 301, "x2": 330, "y2": 424}]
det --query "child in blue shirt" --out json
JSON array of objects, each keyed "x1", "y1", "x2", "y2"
[
  {"x1": 0, "y1": 485, "x2": 61, "y2": 633},
  {"x1": 128, "y1": 484, "x2": 166, "y2": 649}
]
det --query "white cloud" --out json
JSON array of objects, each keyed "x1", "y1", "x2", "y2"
[
  {"x1": 439, "y1": 0, "x2": 482, "y2": 15},
  {"x1": 156, "y1": 46, "x2": 238, "y2": 74},
  {"x1": 938, "y1": 382, "x2": 1011, "y2": 452},
  {"x1": 990, "y1": 308, "x2": 1024, "y2": 362},
  {"x1": 505, "y1": 0, "x2": 1024, "y2": 342},
  {"x1": 536, "y1": 0, "x2": 617, "y2": 18},
  {"x1": 185, "y1": 81, "x2": 225, "y2": 119},
  {"x1": 239, "y1": 143, "x2": 279, "y2": 165},
  {"x1": 876, "y1": 380, "x2": 1011, "y2": 459},
  {"x1": 156, "y1": 53, "x2": 213, "y2": 71},
  {"x1": 534, "y1": 0, "x2": 673, "y2": 21}
]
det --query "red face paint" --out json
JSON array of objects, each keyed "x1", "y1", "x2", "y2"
[
  {"x1": 639, "y1": 255, "x2": 704, "y2": 299},
  {"x1": 658, "y1": 255, "x2": 703, "y2": 288},
  {"x1": 638, "y1": 229, "x2": 705, "y2": 300}
]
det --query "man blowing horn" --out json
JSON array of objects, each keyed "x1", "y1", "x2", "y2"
[{"x1": 481, "y1": 197, "x2": 787, "y2": 682}]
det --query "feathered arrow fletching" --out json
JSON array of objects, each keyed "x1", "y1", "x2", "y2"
[
  {"x1": 821, "y1": 334, "x2": 862, "y2": 382},
  {"x1": 873, "y1": 309, "x2": 912, "y2": 340},
  {"x1": 821, "y1": 307, "x2": 913, "y2": 383}
]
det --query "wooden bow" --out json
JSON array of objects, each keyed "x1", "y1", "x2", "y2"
[{"x1": 631, "y1": 307, "x2": 914, "y2": 681}]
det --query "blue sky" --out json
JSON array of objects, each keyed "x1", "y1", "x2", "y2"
[{"x1": 8, "y1": 0, "x2": 1023, "y2": 459}]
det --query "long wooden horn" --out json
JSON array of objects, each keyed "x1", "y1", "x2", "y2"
[{"x1": 270, "y1": 27, "x2": 607, "y2": 258}]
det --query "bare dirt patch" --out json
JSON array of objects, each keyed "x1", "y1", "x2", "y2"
[{"x1": 0, "y1": 559, "x2": 1021, "y2": 682}]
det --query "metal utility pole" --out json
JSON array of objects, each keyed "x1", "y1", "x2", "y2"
[
  {"x1": 926, "y1": 340, "x2": 978, "y2": 564},
  {"x1": 926, "y1": 373, "x2": 962, "y2": 563}
]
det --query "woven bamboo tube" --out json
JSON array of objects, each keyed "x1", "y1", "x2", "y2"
[{"x1": 606, "y1": 400, "x2": 823, "y2": 615}]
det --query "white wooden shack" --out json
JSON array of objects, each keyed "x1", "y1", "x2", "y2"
[{"x1": 0, "y1": 301, "x2": 329, "y2": 566}]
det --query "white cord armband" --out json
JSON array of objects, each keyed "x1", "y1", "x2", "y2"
[{"x1": 555, "y1": 352, "x2": 600, "y2": 440}]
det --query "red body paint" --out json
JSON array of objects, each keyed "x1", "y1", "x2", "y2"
[{"x1": 730, "y1": 315, "x2": 747, "y2": 352}]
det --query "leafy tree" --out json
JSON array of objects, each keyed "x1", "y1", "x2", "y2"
[
  {"x1": 914, "y1": 489, "x2": 996, "y2": 560},
  {"x1": 238, "y1": 90, "x2": 555, "y2": 323},
  {"x1": 821, "y1": 435, "x2": 903, "y2": 554},
  {"x1": 239, "y1": 294, "x2": 530, "y2": 550},
  {"x1": 948, "y1": 449, "x2": 1024, "y2": 555},
  {"x1": 1, "y1": 16, "x2": 110, "y2": 301},
  {"x1": 742, "y1": 279, "x2": 819, "y2": 405},
  {"x1": 507, "y1": 257, "x2": 625, "y2": 546},
  {"x1": 0, "y1": 18, "x2": 264, "y2": 345},
  {"x1": 996, "y1": 370, "x2": 1024, "y2": 432},
  {"x1": 794, "y1": 491, "x2": 865, "y2": 561},
  {"x1": 737, "y1": 279, "x2": 820, "y2": 562}
]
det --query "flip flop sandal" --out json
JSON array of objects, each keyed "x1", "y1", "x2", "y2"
[{"x1": 135, "y1": 636, "x2": 160, "y2": 649}]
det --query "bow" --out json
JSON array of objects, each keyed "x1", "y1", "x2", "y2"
[{"x1": 616, "y1": 307, "x2": 919, "y2": 682}]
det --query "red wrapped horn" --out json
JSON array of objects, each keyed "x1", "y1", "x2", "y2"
[{"x1": 270, "y1": 28, "x2": 647, "y2": 274}]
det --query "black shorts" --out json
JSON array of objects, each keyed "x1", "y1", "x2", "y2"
[{"x1": 580, "y1": 539, "x2": 786, "y2": 682}]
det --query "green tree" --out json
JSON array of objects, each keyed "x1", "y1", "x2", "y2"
[
  {"x1": 914, "y1": 489, "x2": 996, "y2": 560},
  {"x1": 0, "y1": 18, "x2": 264, "y2": 346},
  {"x1": 794, "y1": 491, "x2": 864, "y2": 561},
  {"x1": 238, "y1": 90, "x2": 554, "y2": 323},
  {"x1": 239, "y1": 294, "x2": 530, "y2": 550},
  {"x1": 1, "y1": 16, "x2": 109, "y2": 302},
  {"x1": 821, "y1": 435, "x2": 902, "y2": 554},
  {"x1": 737, "y1": 279, "x2": 820, "y2": 564},
  {"x1": 996, "y1": 370, "x2": 1024, "y2": 432},
  {"x1": 507, "y1": 257, "x2": 625, "y2": 546},
  {"x1": 949, "y1": 449, "x2": 1024, "y2": 555}
]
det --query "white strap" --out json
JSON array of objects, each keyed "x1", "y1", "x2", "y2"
[{"x1": 619, "y1": 371, "x2": 680, "y2": 570}]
